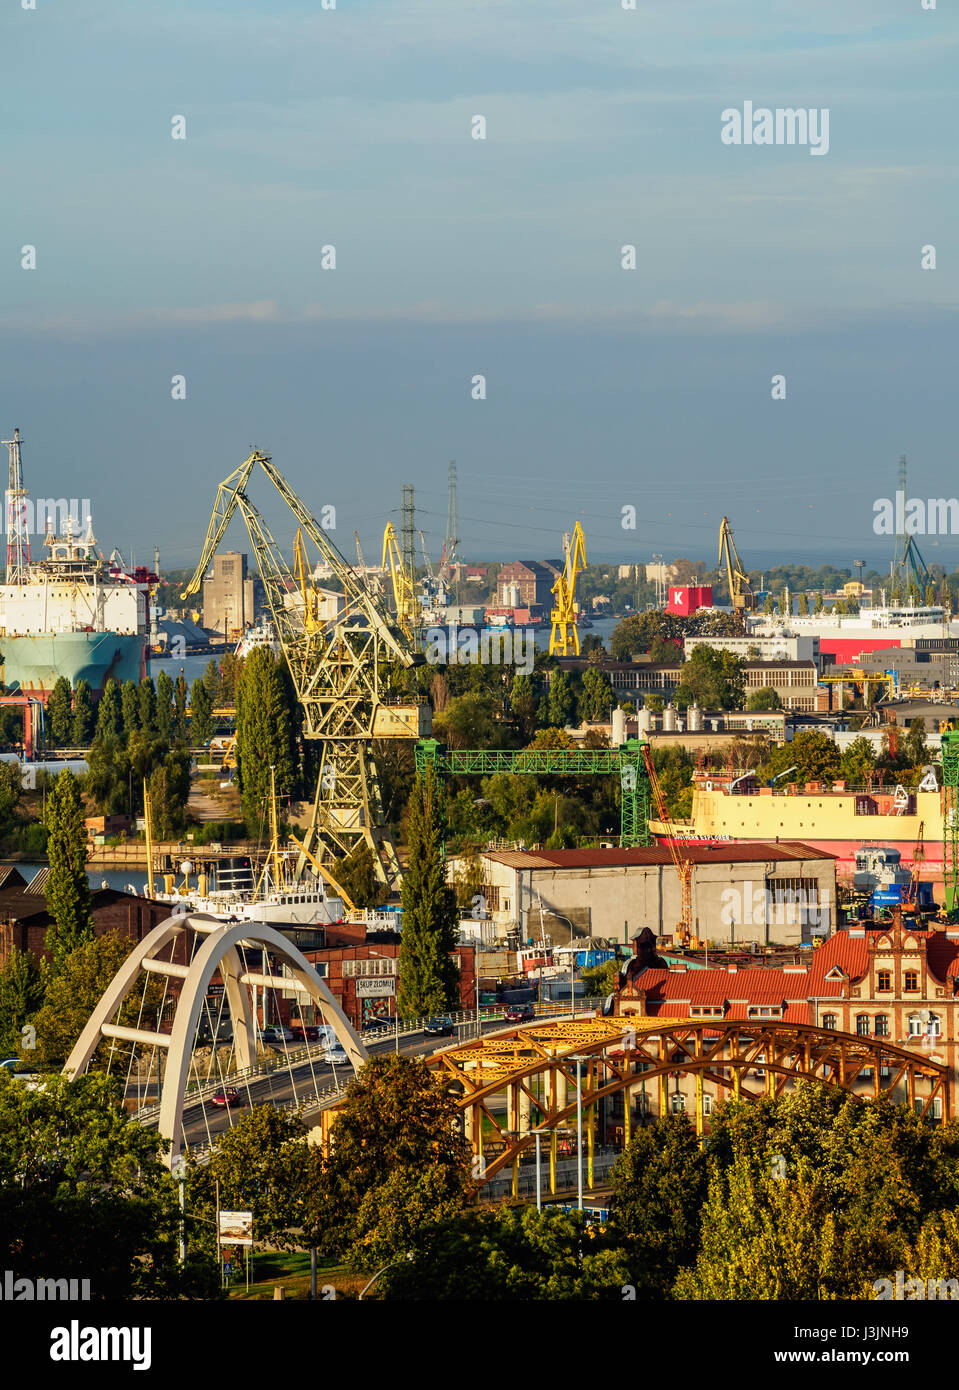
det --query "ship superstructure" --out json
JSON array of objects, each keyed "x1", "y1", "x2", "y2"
[{"x1": 0, "y1": 429, "x2": 151, "y2": 699}]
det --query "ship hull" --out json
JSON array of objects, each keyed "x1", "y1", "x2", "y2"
[{"x1": 0, "y1": 631, "x2": 147, "y2": 698}]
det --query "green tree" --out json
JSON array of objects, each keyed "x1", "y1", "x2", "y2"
[
  {"x1": 173, "y1": 671, "x2": 189, "y2": 743},
  {"x1": 201, "y1": 657, "x2": 222, "y2": 705},
  {"x1": 509, "y1": 672, "x2": 539, "y2": 741},
  {"x1": 0, "y1": 1070, "x2": 216, "y2": 1298},
  {"x1": 94, "y1": 678, "x2": 123, "y2": 741},
  {"x1": 746, "y1": 686, "x2": 783, "y2": 711},
  {"x1": 333, "y1": 840, "x2": 380, "y2": 910},
  {"x1": 904, "y1": 719, "x2": 928, "y2": 770},
  {"x1": 797, "y1": 592, "x2": 809, "y2": 616},
  {"x1": 761, "y1": 730, "x2": 841, "y2": 785},
  {"x1": 431, "y1": 690, "x2": 502, "y2": 749},
  {"x1": 43, "y1": 771, "x2": 93, "y2": 974},
  {"x1": 46, "y1": 676, "x2": 73, "y2": 748},
  {"x1": 120, "y1": 679, "x2": 140, "y2": 738},
  {"x1": 234, "y1": 648, "x2": 296, "y2": 830},
  {"x1": 189, "y1": 678, "x2": 214, "y2": 747},
  {"x1": 309, "y1": 1054, "x2": 472, "y2": 1270},
  {"x1": 32, "y1": 930, "x2": 159, "y2": 1066},
  {"x1": 547, "y1": 670, "x2": 576, "y2": 726},
  {"x1": 379, "y1": 1204, "x2": 633, "y2": 1300},
  {"x1": 578, "y1": 665, "x2": 614, "y2": 722},
  {"x1": 672, "y1": 647, "x2": 745, "y2": 711},
  {"x1": 84, "y1": 734, "x2": 131, "y2": 815},
  {"x1": 398, "y1": 767, "x2": 459, "y2": 1016},
  {"x1": 840, "y1": 735, "x2": 877, "y2": 785},
  {"x1": 0, "y1": 947, "x2": 44, "y2": 1057},
  {"x1": 608, "y1": 1114, "x2": 709, "y2": 1297},
  {"x1": 137, "y1": 677, "x2": 157, "y2": 734},
  {"x1": 0, "y1": 763, "x2": 22, "y2": 839},
  {"x1": 155, "y1": 670, "x2": 175, "y2": 742},
  {"x1": 71, "y1": 679, "x2": 94, "y2": 745}
]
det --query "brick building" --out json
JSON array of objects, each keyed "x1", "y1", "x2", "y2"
[
  {"x1": 298, "y1": 933, "x2": 477, "y2": 1030},
  {"x1": 614, "y1": 912, "x2": 959, "y2": 1121},
  {"x1": 496, "y1": 561, "x2": 560, "y2": 611},
  {"x1": 0, "y1": 866, "x2": 173, "y2": 967}
]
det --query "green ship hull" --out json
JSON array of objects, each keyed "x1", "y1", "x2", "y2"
[{"x1": 0, "y1": 632, "x2": 147, "y2": 697}]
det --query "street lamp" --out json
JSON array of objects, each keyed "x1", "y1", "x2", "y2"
[{"x1": 531, "y1": 890, "x2": 578, "y2": 1018}]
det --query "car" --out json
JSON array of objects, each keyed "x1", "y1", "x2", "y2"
[
  {"x1": 503, "y1": 1003, "x2": 536, "y2": 1023},
  {"x1": 424, "y1": 1015, "x2": 455, "y2": 1038},
  {"x1": 261, "y1": 1025, "x2": 295, "y2": 1044},
  {"x1": 0, "y1": 1057, "x2": 21, "y2": 1072},
  {"x1": 210, "y1": 1087, "x2": 243, "y2": 1108},
  {"x1": 289, "y1": 1024, "x2": 320, "y2": 1042}
]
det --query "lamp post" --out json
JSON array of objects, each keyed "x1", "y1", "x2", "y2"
[{"x1": 531, "y1": 891, "x2": 578, "y2": 1017}]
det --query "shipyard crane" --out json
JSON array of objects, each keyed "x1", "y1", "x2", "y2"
[
  {"x1": 418, "y1": 530, "x2": 435, "y2": 584},
  {"x1": 718, "y1": 516, "x2": 755, "y2": 613},
  {"x1": 905, "y1": 821, "x2": 925, "y2": 913},
  {"x1": 641, "y1": 742, "x2": 692, "y2": 946},
  {"x1": 181, "y1": 451, "x2": 427, "y2": 885},
  {"x1": 549, "y1": 521, "x2": 587, "y2": 657},
  {"x1": 382, "y1": 520, "x2": 418, "y2": 639},
  {"x1": 293, "y1": 528, "x2": 321, "y2": 633},
  {"x1": 353, "y1": 530, "x2": 365, "y2": 568}
]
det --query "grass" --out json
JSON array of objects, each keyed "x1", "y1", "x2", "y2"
[{"x1": 226, "y1": 1250, "x2": 365, "y2": 1301}]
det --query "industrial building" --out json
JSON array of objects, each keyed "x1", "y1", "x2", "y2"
[
  {"x1": 685, "y1": 633, "x2": 821, "y2": 665},
  {"x1": 743, "y1": 660, "x2": 827, "y2": 712},
  {"x1": 469, "y1": 843, "x2": 837, "y2": 949},
  {"x1": 496, "y1": 561, "x2": 560, "y2": 611},
  {"x1": 201, "y1": 551, "x2": 260, "y2": 639}
]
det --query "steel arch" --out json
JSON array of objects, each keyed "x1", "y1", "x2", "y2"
[
  {"x1": 63, "y1": 913, "x2": 367, "y2": 1166},
  {"x1": 422, "y1": 1015, "x2": 950, "y2": 1190}
]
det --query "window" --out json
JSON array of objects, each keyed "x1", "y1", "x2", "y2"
[
  {"x1": 928, "y1": 1014, "x2": 942, "y2": 1036},
  {"x1": 856, "y1": 1015, "x2": 870, "y2": 1036},
  {"x1": 671, "y1": 1093, "x2": 685, "y2": 1114},
  {"x1": 904, "y1": 970, "x2": 919, "y2": 991},
  {"x1": 703, "y1": 1095, "x2": 713, "y2": 1116},
  {"x1": 874, "y1": 1014, "x2": 889, "y2": 1038},
  {"x1": 877, "y1": 970, "x2": 892, "y2": 992},
  {"x1": 908, "y1": 1015, "x2": 924, "y2": 1037},
  {"x1": 822, "y1": 1014, "x2": 837, "y2": 1030}
]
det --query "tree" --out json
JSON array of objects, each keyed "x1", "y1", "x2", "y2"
[
  {"x1": 578, "y1": 666, "x2": 614, "y2": 722},
  {"x1": 0, "y1": 947, "x2": 44, "y2": 1057},
  {"x1": 201, "y1": 657, "x2": 222, "y2": 705},
  {"x1": 608, "y1": 1114, "x2": 709, "y2": 1296},
  {"x1": 673, "y1": 647, "x2": 745, "y2": 711},
  {"x1": 904, "y1": 719, "x2": 928, "y2": 770},
  {"x1": 32, "y1": 930, "x2": 157, "y2": 1066},
  {"x1": 155, "y1": 670, "x2": 175, "y2": 742},
  {"x1": 761, "y1": 730, "x2": 841, "y2": 785},
  {"x1": 189, "y1": 678, "x2": 213, "y2": 747},
  {"x1": 0, "y1": 1070, "x2": 216, "y2": 1298},
  {"x1": 797, "y1": 593, "x2": 809, "y2": 616},
  {"x1": 547, "y1": 670, "x2": 575, "y2": 727},
  {"x1": 173, "y1": 671, "x2": 189, "y2": 744},
  {"x1": 84, "y1": 734, "x2": 131, "y2": 815},
  {"x1": 840, "y1": 735, "x2": 876, "y2": 786},
  {"x1": 379, "y1": 1204, "x2": 633, "y2": 1300},
  {"x1": 333, "y1": 840, "x2": 380, "y2": 910},
  {"x1": 94, "y1": 678, "x2": 123, "y2": 741},
  {"x1": 46, "y1": 677, "x2": 73, "y2": 748},
  {"x1": 71, "y1": 679, "x2": 94, "y2": 746},
  {"x1": 188, "y1": 1105, "x2": 321, "y2": 1250},
  {"x1": 43, "y1": 771, "x2": 93, "y2": 974},
  {"x1": 509, "y1": 672, "x2": 539, "y2": 742},
  {"x1": 309, "y1": 1054, "x2": 472, "y2": 1269},
  {"x1": 234, "y1": 648, "x2": 296, "y2": 831},
  {"x1": 431, "y1": 691, "x2": 502, "y2": 750},
  {"x1": 0, "y1": 763, "x2": 21, "y2": 839},
  {"x1": 137, "y1": 677, "x2": 157, "y2": 735},
  {"x1": 147, "y1": 753, "x2": 190, "y2": 840},
  {"x1": 120, "y1": 679, "x2": 140, "y2": 738},
  {"x1": 398, "y1": 767, "x2": 459, "y2": 1016},
  {"x1": 746, "y1": 686, "x2": 782, "y2": 711}
]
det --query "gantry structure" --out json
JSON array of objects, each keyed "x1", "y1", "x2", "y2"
[
  {"x1": 415, "y1": 737, "x2": 653, "y2": 847},
  {"x1": 393, "y1": 1014, "x2": 949, "y2": 1196},
  {"x1": 181, "y1": 451, "x2": 429, "y2": 883}
]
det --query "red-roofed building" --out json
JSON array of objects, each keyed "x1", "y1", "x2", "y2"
[{"x1": 614, "y1": 911, "x2": 959, "y2": 1123}]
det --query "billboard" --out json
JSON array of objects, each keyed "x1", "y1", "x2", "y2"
[
  {"x1": 218, "y1": 1211, "x2": 253, "y2": 1247},
  {"x1": 355, "y1": 977, "x2": 396, "y2": 997}
]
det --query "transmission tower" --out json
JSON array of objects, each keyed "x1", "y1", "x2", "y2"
[
  {"x1": 890, "y1": 455, "x2": 929, "y2": 598},
  {"x1": 402, "y1": 483, "x2": 416, "y2": 624},
  {"x1": 2, "y1": 428, "x2": 30, "y2": 583},
  {"x1": 442, "y1": 461, "x2": 459, "y2": 591}
]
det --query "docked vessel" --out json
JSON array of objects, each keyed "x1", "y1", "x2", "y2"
[
  {"x1": 0, "y1": 429, "x2": 151, "y2": 698},
  {"x1": 235, "y1": 619, "x2": 281, "y2": 659},
  {"x1": 749, "y1": 602, "x2": 953, "y2": 663}
]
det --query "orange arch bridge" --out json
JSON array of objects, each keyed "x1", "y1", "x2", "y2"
[{"x1": 423, "y1": 1015, "x2": 950, "y2": 1194}]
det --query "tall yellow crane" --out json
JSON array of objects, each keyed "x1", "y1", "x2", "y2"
[
  {"x1": 382, "y1": 520, "x2": 417, "y2": 639},
  {"x1": 180, "y1": 450, "x2": 428, "y2": 886},
  {"x1": 293, "y1": 527, "x2": 321, "y2": 632},
  {"x1": 718, "y1": 516, "x2": 755, "y2": 612},
  {"x1": 549, "y1": 521, "x2": 587, "y2": 656}
]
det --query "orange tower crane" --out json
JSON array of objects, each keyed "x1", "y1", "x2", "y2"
[{"x1": 641, "y1": 743, "x2": 692, "y2": 946}]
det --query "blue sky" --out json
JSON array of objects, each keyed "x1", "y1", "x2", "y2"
[{"x1": 1, "y1": 0, "x2": 955, "y2": 572}]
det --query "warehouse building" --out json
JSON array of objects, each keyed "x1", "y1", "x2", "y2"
[{"x1": 468, "y1": 843, "x2": 837, "y2": 949}]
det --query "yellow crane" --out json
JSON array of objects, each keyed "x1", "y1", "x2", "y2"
[
  {"x1": 293, "y1": 527, "x2": 322, "y2": 633},
  {"x1": 549, "y1": 521, "x2": 587, "y2": 656},
  {"x1": 718, "y1": 516, "x2": 755, "y2": 612},
  {"x1": 382, "y1": 520, "x2": 417, "y2": 638}
]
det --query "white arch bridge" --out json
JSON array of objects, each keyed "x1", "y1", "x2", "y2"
[{"x1": 63, "y1": 912, "x2": 368, "y2": 1166}]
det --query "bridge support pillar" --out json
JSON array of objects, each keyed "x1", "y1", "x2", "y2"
[{"x1": 519, "y1": 1087, "x2": 532, "y2": 1134}]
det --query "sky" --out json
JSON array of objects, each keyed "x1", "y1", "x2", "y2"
[{"x1": 0, "y1": 0, "x2": 956, "y2": 574}]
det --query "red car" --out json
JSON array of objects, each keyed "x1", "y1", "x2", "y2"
[
  {"x1": 503, "y1": 1003, "x2": 536, "y2": 1023},
  {"x1": 211, "y1": 1087, "x2": 243, "y2": 1108}
]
